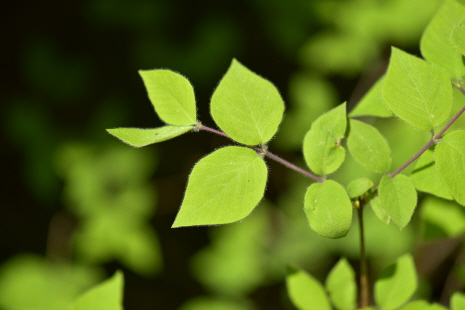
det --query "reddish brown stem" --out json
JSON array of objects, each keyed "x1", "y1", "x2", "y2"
[
  {"x1": 358, "y1": 203, "x2": 369, "y2": 309},
  {"x1": 197, "y1": 124, "x2": 323, "y2": 182}
]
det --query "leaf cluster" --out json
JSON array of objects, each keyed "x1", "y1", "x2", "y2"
[{"x1": 106, "y1": 0, "x2": 465, "y2": 308}]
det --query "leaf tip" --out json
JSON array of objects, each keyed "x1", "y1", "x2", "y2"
[
  {"x1": 231, "y1": 57, "x2": 241, "y2": 65},
  {"x1": 171, "y1": 222, "x2": 181, "y2": 228},
  {"x1": 138, "y1": 69, "x2": 150, "y2": 79}
]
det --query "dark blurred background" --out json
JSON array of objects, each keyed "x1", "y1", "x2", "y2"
[
  {"x1": 1, "y1": 1, "x2": 446, "y2": 309},
  {"x1": 0, "y1": 2, "x2": 321, "y2": 309}
]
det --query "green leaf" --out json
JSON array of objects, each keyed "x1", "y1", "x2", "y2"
[
  {"x1": 106, "y1": 126, "x2": 193, "y2": 147},
  {"x1": 435, "y1": 130, "x2": 465, "y2": 205},
  {"x1": 70, "y1": 271, "x2": 123, "y2": 310},
  {"x1": 346, "y1": 177, "x2": 373, "y2": 198},
  {"x1": 139, "y1": 69, "x2": 197, "y2": 125},
  {"x1": 421, "y1": 0, "x2": 465, "y2": 80},
  {"x1": 210, "y1": 59, "x2": 284, "y2": 145},
  {"x1": 286, "y1": 267, "x2": 331, "y2": 310},
  {"x1": 375, "y1": 254, "x2": 417, "y2": 310},
  {"x1": 370, "y1": 195, "x2": 391, "y2": 225},
  {"x1": 349, "y1": 76, "x2": 392, "y2": 118},
  {"x1": 347, "y1": 119, "x2": 391, "y2": 173},
  {"x1": 399, "y1": 300, "x2": 448, "y2": 310},
  {"x1": 452, "y1": 19, "x2": 465, "y2": 56},
  {"x1": 379, "y1": 174, "x2": 417, "y2": 229},
  {"x1": 303, "y1": 102, "x2": 347, "y2": 175},
  {"x1": 452, "y1": 292, "x2": 465, "y2": 310},
  {"x1": 410, "y1": 149, "x2": 453, "y2": 200},
  {"x1": 325, "y1": 258, "x2": 357, "y2": 310},
  {"x1": 382, "y1": 47, "x2": 453, "y2": 131},
  {"x1": 172, "y1": 146, "x2": 267, "y2": 227},
  {"x1": 304, "y1": 180, "x2": 353, "y2": 239}
]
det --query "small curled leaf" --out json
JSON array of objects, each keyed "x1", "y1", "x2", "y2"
[
  {"x1": 346, "y1": 177, "x2": 374, "y2": 198},
  {"x1": 303, "y1": 103, "x2": 347, "y2": 175}
]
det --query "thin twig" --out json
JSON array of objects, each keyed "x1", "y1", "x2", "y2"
[
  {"x1": 358, "y1": 202, "x2": 369, "y2": 309},
  {"x1": 197, "y1": 124, "x2": 323, "y2": 182},
  {"x1": 389, "y1": 140, "x2": 434, "y2": 178},
  {"x1": 259, "y1": 148, "x2": 324, "y2": 183},
  {"x1": 389, "y1": 87, "x2": 465, "y2": 178}
]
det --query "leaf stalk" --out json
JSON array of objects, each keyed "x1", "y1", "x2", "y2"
[
  {"x1": 197, "y1": 125, "x2": 324, "y2": 183},
  {"x1": 358, "y1": 201, "x2": 369, "y2": 309},
  {"x1": 389, "y1": 90, "x2": 465, "y2": 178}
]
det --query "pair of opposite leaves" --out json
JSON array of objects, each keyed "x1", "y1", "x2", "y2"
[{"x1": 108, "y1": 59, "x2": 283, "y2": 147}]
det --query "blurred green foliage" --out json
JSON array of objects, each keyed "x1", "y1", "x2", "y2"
[
  {"x1": 0, "y1": 255, "x2": 101, "y2": 310},
  {"x1": 55, "y1": 143, "x2": 162, "y2": 275}
]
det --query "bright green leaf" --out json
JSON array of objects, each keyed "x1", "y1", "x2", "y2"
[
  {"x1": 346, "y1": 177, "x2": 373, "y2": 198},
  {"x1": 421, "y1": 0, "x2": 465, "y2": 80},
  {"x1": 70, "y1": 271, "x2": 123, "y2": 310},
  {"x1": 375, "y1": 254, "x2": 417, "y2": 310},
  {"x1": 411, "y1": 149, "x2": 453, "y2": 200},
  {"x1": 325, "y1": 258, "x2": 357, "y2": 310},
  {"x1": 347, "y1": 119, "x2": 391, "y2": 173},
  {"x1": 286, "y1": 267, "x2": 331, "y2": 310},
  {"x1": 379, "y1": 174, "x2": 417, "y2": 229},
  {"x1": 303, "y1": 103, "x2": 347, "y2": 175},
  {"x1": 421, "y1": 196, "x2": 465, "y2": 238},
  {"x1": 452, "y1": 292, "x2": 465, "y2": 310},
  {"x1": 382, "y1": 47, "x2": 453, "y2": 131},
  {"x1": 349, "y1": 76, "x2": 392, "y2": 118},
  {"x1": 172, "y1": 146, "x2": 267, "y2": 227},
  {"x1": 210, "y1": 59, "x2": 284, "y2": 145},
  {"x1": 106, "y1": 126, "x2": 193, "y2": 147},
  {"x1": 139, "y1": 69, "x2": 197, "y2": 125},
  {"x1": 435, "y1": 130, "x2": 465, "y2": 205},
  {"x1": 304, "y1": 180, "x2": 353, "y2": 239},
  {"x1": 370, "y1": 195, "x2": 391, "y2": 225},
  {"x1": 452, "y1": 19, "x2": 465, "y2": 55}
]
